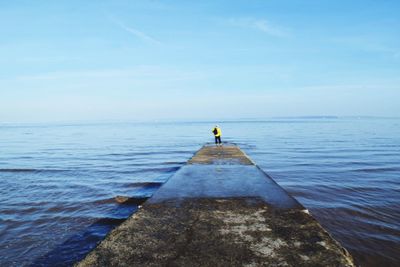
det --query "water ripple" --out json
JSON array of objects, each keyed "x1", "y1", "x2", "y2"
[{"x1": 0, "y1": 119, "x2": 399, "y2": 267}]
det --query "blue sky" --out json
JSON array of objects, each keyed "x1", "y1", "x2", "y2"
[{"x1": 1, "y1": 0, "x2": 399, "y2": 122}]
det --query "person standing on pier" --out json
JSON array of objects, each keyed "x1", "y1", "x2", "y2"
[{"x1": 212, "y1": 125, "x2": 222, "y2": 146}]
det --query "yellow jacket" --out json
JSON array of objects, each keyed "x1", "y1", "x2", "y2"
[{"x1": 212, "y1": 127, "x2": 221, "y2": 137}]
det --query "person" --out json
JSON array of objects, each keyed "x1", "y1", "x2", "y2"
[{"x1": 212, "y1": 125, "x2": 222, "y2": 146}]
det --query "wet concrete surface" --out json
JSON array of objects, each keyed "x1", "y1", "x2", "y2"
[
  {"x1": 76, "y1": 144, "x2": 355, "y2": 266},
  {"x1": 148, "y1": 165, "x2": 302, "y2": 209}
]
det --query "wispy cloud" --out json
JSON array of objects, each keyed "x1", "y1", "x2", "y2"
[
  {"x1": 14, "y1": 66, "x2": 205, "y2": 84},
  {"x1": 109, "y1": 17, "x2": 161, "y2": 46},
  {"x1": 226, "y1": 18, "x2": 290, "y2": 37},
  {"x1": 332, "y1": 36, "x2": 400, "y2": 59}
]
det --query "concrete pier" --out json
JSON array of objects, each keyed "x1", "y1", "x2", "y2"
[{"x1": 76, "y1": 144, "x2": 355, "y2": 267}]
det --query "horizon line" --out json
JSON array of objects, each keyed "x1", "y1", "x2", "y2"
[{"x1": 1, "y1": 115, "x2": 399, "y2": 125}]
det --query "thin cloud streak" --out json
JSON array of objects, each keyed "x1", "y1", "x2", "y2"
[
  {"x1": 226, "y1": 17, "x2": 290, "y2": 37},
  {"x1": 109, "y1": 16, "x2": 162, "y2": 46}
]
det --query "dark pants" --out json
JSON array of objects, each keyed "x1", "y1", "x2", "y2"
[{"x1": 215, "y1": 136, "x2": 221, "y2": 144}]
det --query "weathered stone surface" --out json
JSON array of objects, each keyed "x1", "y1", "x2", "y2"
[
  {"x1": 76, "y1": 144, "x2": 355, "y2": 267},
  {"x1": 114, "y1": 196, "x2": 148, "y2": 205},
  {"x1": 77, "y1": 198, "x2": 354, "y2": 267}
]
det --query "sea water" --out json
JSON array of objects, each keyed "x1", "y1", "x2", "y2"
[{"x1": 0, "y1": 118, "x2": 399, "y2": 266}]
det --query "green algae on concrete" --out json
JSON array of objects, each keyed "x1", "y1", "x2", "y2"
[
  {"x1": 188, "y1": 144, "x2": 253, "y2": 165},
  {"x1": 76, "y1": 144, "x2": 355, "y2": 267}
]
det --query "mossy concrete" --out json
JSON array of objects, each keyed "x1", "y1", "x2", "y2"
[
  {"x1": 188, "y1": 144, "x2": 253, "y2": 165},
  {"x1": 76, "y1": 144, "x2": 355, "y2": 267}
]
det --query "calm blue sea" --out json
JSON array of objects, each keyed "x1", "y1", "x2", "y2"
[{"x1": 0, "y1": 118, "x2": 399, "y2": 267}]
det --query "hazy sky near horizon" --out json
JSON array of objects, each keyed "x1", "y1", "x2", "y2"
[{"x1": 1, "y1": 0, "x2": 399, "y2": 122}]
